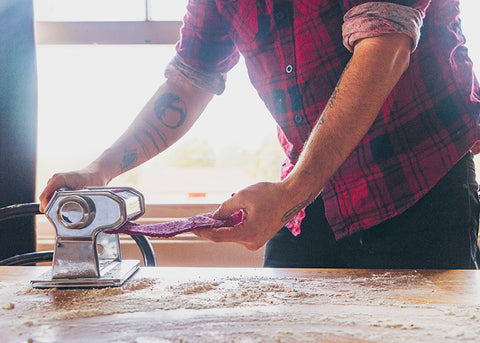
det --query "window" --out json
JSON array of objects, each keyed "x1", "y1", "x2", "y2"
[
  {"x1": 34, "y1": 0, "x2": 188, "y2": 21},
  {"x1": 460, "y1": 1, "x2": 480, "y2": 178},
  {"x1": 35, "y1": 0, "x2": 480, "y2": 205},
  {"x1": 34, "y1": 0, "x2": 480, "y2": 204},
  {"x1": 460, "y1": 0, "x2": 480, "y2": 76},
  {"x1": 35, "y1": 1, "x2": 283, "y2": 206},
  {"x1": 36, "y1": 44, "x2": 283, "y2": 204},
  {"x1": 34, "y1": 0, "x2": 279, "y2": 266}
]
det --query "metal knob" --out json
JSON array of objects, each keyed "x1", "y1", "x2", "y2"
[{"x1": 56, "y1": 196, "x2": 95, "y2": 229}]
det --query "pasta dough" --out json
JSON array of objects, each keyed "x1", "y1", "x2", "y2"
[{"x1": 108, "y1": 210, "x2": 244, "y2": 238}]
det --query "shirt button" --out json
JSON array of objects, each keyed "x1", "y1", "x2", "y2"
[
  {"x1": 285, "y1": 64, "x2": 293, "y2": 74},
  {"x1": 294, "y1": 115, "x2": 303, "y2": 124}
]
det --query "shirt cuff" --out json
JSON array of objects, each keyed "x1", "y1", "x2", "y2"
[
  {"x1": 165, "y1": 54, "x2": 228, "y2": 95},
  {"x1": 342, "y1": 2, "x2": 424, "y2": 53}
]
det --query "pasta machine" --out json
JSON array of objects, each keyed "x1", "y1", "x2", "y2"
[{"x1": 31, "y1": 187, "x2": 146, "y2": 288}]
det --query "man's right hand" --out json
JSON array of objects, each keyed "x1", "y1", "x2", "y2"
[{"x1": 38, "y1": 168, "x2": 108, "y2": 212}]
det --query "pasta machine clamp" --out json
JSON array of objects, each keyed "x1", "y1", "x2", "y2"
[{"x1": 31, "y1": 187, "x2": 145, "y2": 288}]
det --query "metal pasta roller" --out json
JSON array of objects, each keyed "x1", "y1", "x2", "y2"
[{"x1": 31, "y1": 187, "x2": 145, "y2": 288}]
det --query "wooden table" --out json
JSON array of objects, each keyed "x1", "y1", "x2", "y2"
[{"x1": 1, "y1": 266, "x2": 480, "y2": 342}]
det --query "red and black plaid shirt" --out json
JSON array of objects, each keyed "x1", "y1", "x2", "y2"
[{"x1": 166, "y1": 0, "x2": 480, "y2": 239}]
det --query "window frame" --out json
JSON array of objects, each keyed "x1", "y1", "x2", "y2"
[{"x1": 35, "y1": 21, "x2": 182, "y2": 44}]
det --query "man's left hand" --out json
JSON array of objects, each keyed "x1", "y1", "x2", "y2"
[{"x1": 194, "y1": 181, "x2": 295, "y2": 251}]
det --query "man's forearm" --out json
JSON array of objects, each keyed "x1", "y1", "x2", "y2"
[
  {"x1": 281, "y1": 33, "x2": 412, "y2": 219},
  {"x1": 89, "y1": 77, "x2": 215, "y2": 184}
]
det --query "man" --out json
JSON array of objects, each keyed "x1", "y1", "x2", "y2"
[{"x1": 40, "y1": 0, "x2": 480, "y2": 269}]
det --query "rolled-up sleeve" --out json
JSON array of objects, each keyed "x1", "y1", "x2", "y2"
[
  {"x1": 341, "y1": 1, "x2": 430, "y2": 53},
  {"x1": 165, "y1": 0, "x2": 240, "y2": 95}
]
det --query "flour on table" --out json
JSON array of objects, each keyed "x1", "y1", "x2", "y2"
[{"x1": 1, "y1": 272, "x2": 480, "y2": 343}]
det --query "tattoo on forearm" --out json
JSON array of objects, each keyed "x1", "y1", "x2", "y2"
[
  {"x1": 142, "y1": 118, "x2": 168, "y2": 149},
  {"x1": 281, "y1": 193, "x2": 316, "y2": 223},
  {"x1": 154, "y1": 93, "x2": 187, "y2": 129},
  {"x1": 318, "y1": 111, "x2": 326, "y2": 125},
  {"x1": 140, "y1": 130, "x2": 160, "y2": 154},
  {"x1": 134, "y1": 134, "x2": 150, "y2": 157},
  {"x1": 325, "y1": 84, "x2": 340, "y2": 111},
  {"x1": 120, "y1": 149, "x2": 138, "y2": 172},
  {"x1": 319, "y1": 59, "x2": 352, "y2": 126}
]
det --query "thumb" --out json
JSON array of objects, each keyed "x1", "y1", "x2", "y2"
[{"x1": 214, "y1": 193, "x2": 244, "y2": 220}]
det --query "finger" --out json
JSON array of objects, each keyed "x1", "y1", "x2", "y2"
[
  {"x1": 38, "y1": 174, "x2": 74, "y2": 212},
  {"x1": 39, "y1": 182, "x2": 58, "y2": 213},
  {"x1": 195, "y1": 224, "x2": 244, "y2": 242},
  {"x1": 214, "y1": 195, "x2": 245, "y2": 220},
  {"x1": 39, "y1": 178, "x2": 61, "y2": 200},
  {"x1": 195, "y1": 226, "x2": 263, "y2": 251},
  {"x1": 39, "y1": 197, "x2": 50, "y2": 213}
]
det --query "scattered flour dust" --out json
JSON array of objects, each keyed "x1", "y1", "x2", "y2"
[
  {"x1": 2, "y1": 275, "x2": 366, "y2": 323},
  {"x1": 1, "y1": 272, "x2": 480, "y2": 342}
]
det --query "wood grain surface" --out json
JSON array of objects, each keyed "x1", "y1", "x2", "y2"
[{"x1": 1, "y1": 267, "x2": 479, "y2": 342}]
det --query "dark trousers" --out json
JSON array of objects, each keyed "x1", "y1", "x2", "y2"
[{"x1": 264, "y1": 152, "x2": 480, "y2": 269}]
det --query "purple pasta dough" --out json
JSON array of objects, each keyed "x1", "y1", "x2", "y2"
[{"x1": 107, "y1": 210, "x2": 244, "y2": 238}]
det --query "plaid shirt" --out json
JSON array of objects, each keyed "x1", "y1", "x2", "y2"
[{"x1": 166, "y1": 0, "x2": 480, "y2": 239}]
